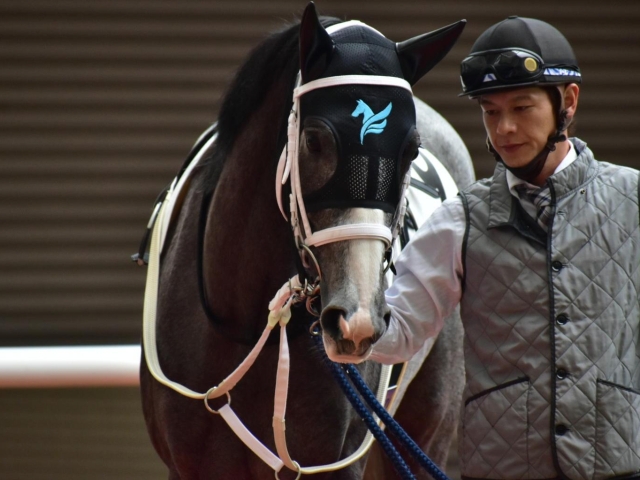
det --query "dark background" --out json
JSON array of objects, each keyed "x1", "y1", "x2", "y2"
[{"x1": 1, "y1": 1, "x2": 638, "y2": 478}]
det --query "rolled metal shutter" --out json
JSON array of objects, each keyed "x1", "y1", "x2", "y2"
[{"x1": 2, "y1": 0, "x2": 638, "y2": 347}]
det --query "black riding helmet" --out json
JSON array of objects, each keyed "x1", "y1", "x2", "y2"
[
  {"x1": 460, "y1": 16, "x2": 582, "y2": 183},
  {"x1": 460, "y1": 16, "x2": 581, "y2": 97}
]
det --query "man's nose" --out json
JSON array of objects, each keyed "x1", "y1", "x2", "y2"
[{"x1": 496, "y1": 113, "x2": 516, "y2": 135}]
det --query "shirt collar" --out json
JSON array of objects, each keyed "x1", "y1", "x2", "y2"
[{"x1": 507, "y1": 141, "x2": 577, "y2": 195}]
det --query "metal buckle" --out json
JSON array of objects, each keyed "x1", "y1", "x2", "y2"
[
  {"x1": 203, "y1": 387, "x2": 232, "y2": 415},
  {"x1": 274, "y1": 461, "x2": 301, "y2": 480}
]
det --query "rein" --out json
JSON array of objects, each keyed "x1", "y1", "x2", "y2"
[
  {"x1": 139, "y1": 139, "x2": 456, "y2": 478},
  {"x1": 142, "y1": 192, "x2": 393, "y2": 478}
]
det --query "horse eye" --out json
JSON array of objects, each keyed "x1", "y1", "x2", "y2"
[
  {"x1": 306, "y1": 132, "x2": 322, "y2": 153},
  {"x1": 403, "y1": 144, "x2": 419, "y2": 164}
]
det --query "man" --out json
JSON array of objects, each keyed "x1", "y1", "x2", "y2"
[{"x1": 369, "y1": 16, "x2": 640, "y2": 480}]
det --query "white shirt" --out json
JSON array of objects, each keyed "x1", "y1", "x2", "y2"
[{"x1": 370, "y1": 142, "x2": 578, "y2": 364}]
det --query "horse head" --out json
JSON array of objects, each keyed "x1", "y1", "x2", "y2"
[{"x1": 287, "y1": 3, "x2": 465, "y2": 362}]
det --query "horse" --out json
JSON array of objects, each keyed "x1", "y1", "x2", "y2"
[{"x1": 139, "y1": 4, "x2": 473, "y2": 479}]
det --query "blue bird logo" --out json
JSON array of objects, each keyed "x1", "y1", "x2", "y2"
[{"x1": 351, "y1": 100, "x2": 393, "y2": 145}]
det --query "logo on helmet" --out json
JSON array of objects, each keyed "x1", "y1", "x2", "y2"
[
  {"x1": 351, "y1": 100, "x2": 393, "y2": 145},
  {"x1": 524, "y1": 57, "x2": 538, "y2": 72}
]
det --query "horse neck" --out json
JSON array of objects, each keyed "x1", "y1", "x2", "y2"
[{"x1": 202, "y1": 87, "x2": 296, "y2": 337}]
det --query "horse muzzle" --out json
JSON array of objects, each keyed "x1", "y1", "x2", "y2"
[{"x1": 320, "y1": 305, "x2": 386, "y2": 363}]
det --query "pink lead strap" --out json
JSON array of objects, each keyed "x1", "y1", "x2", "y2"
[{"x1": 273, "y1": 320, "x2": 296, "y2": 471}]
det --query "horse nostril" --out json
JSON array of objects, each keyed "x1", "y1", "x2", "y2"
[
  {"x1": 383, "y1": 309, "x2": 391, "y2": 327},
  {"x1": 320, "y1": 307, "x2": 348, "y2": 339}
]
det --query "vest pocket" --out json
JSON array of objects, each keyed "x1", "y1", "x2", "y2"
[
  {"x1": 594, "y1": 380, "x2": 640, "y2": 478},
  {"x1": 461, "y1": 377, "x2": 530, "y2": 478}
]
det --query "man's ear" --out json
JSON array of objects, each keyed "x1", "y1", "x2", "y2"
[{"x1": 563, "y1": 83, "x2": 580, "y2": 119}]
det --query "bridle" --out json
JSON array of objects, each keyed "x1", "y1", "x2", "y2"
[{"x1": 275, "y1": 21, "x2": 413, "y2": 278}]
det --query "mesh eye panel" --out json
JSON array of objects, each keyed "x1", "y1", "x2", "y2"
[
  {"x1": 348, "y1": 155, "x2": 368, "y2": 200},
  {"x1": 377, "y1": 157, "x2": 395, "y2": 202},
  {"x1": 300, "y1": 84, "x2": 415, "y2": 213}
]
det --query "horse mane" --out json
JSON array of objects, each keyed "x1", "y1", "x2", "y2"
[{"x1": 203, "y1": 16, "x2": 342, "y2": 193}]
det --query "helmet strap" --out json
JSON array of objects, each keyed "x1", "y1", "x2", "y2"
[{"x1": 487, "y1": 86, "x2": 570, "y2": 184}]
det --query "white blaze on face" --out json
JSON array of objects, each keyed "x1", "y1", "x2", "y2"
[{"x1": 340, "y1": 208, "x2": 386, "y2": 346}]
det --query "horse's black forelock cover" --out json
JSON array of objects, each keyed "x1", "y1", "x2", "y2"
[{"x1": 203, "y1": 16, "x2": 342, "y2": 195}]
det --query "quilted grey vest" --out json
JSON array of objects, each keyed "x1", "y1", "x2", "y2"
[{"x1": 458, "y1": 139, "x2": 640, "y2": 480}]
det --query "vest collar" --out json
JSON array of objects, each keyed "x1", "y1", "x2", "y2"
[{"x1": 547, "y1": 138, "x2": 598, "y2": 199}]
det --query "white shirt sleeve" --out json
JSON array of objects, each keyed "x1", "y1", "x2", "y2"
[{"x1": 369, "y1": 196, "x2": 465, "y2": 364}]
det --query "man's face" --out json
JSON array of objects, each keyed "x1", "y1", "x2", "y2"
[{"x1": 479, "y1": 87, "x2": 556, "y2": 168}]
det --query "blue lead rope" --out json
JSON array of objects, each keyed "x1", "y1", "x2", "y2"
[
  {"x1": 342, "y1": 363, "x2": 451, "y2": 480},
  {"x1": 313, "y1": 334, "x2": 451, "y2": 480},
  {"x1": 320, "y1": 348, "x2": 416, "y2": 479}
]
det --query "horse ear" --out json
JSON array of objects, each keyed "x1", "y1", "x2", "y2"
[
  {"x1": 299, "y1": 2, "x2": 335, "y2": 83},
  {"x1": 396, "y1": 20, "x2": 466, "y2": 85}
]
